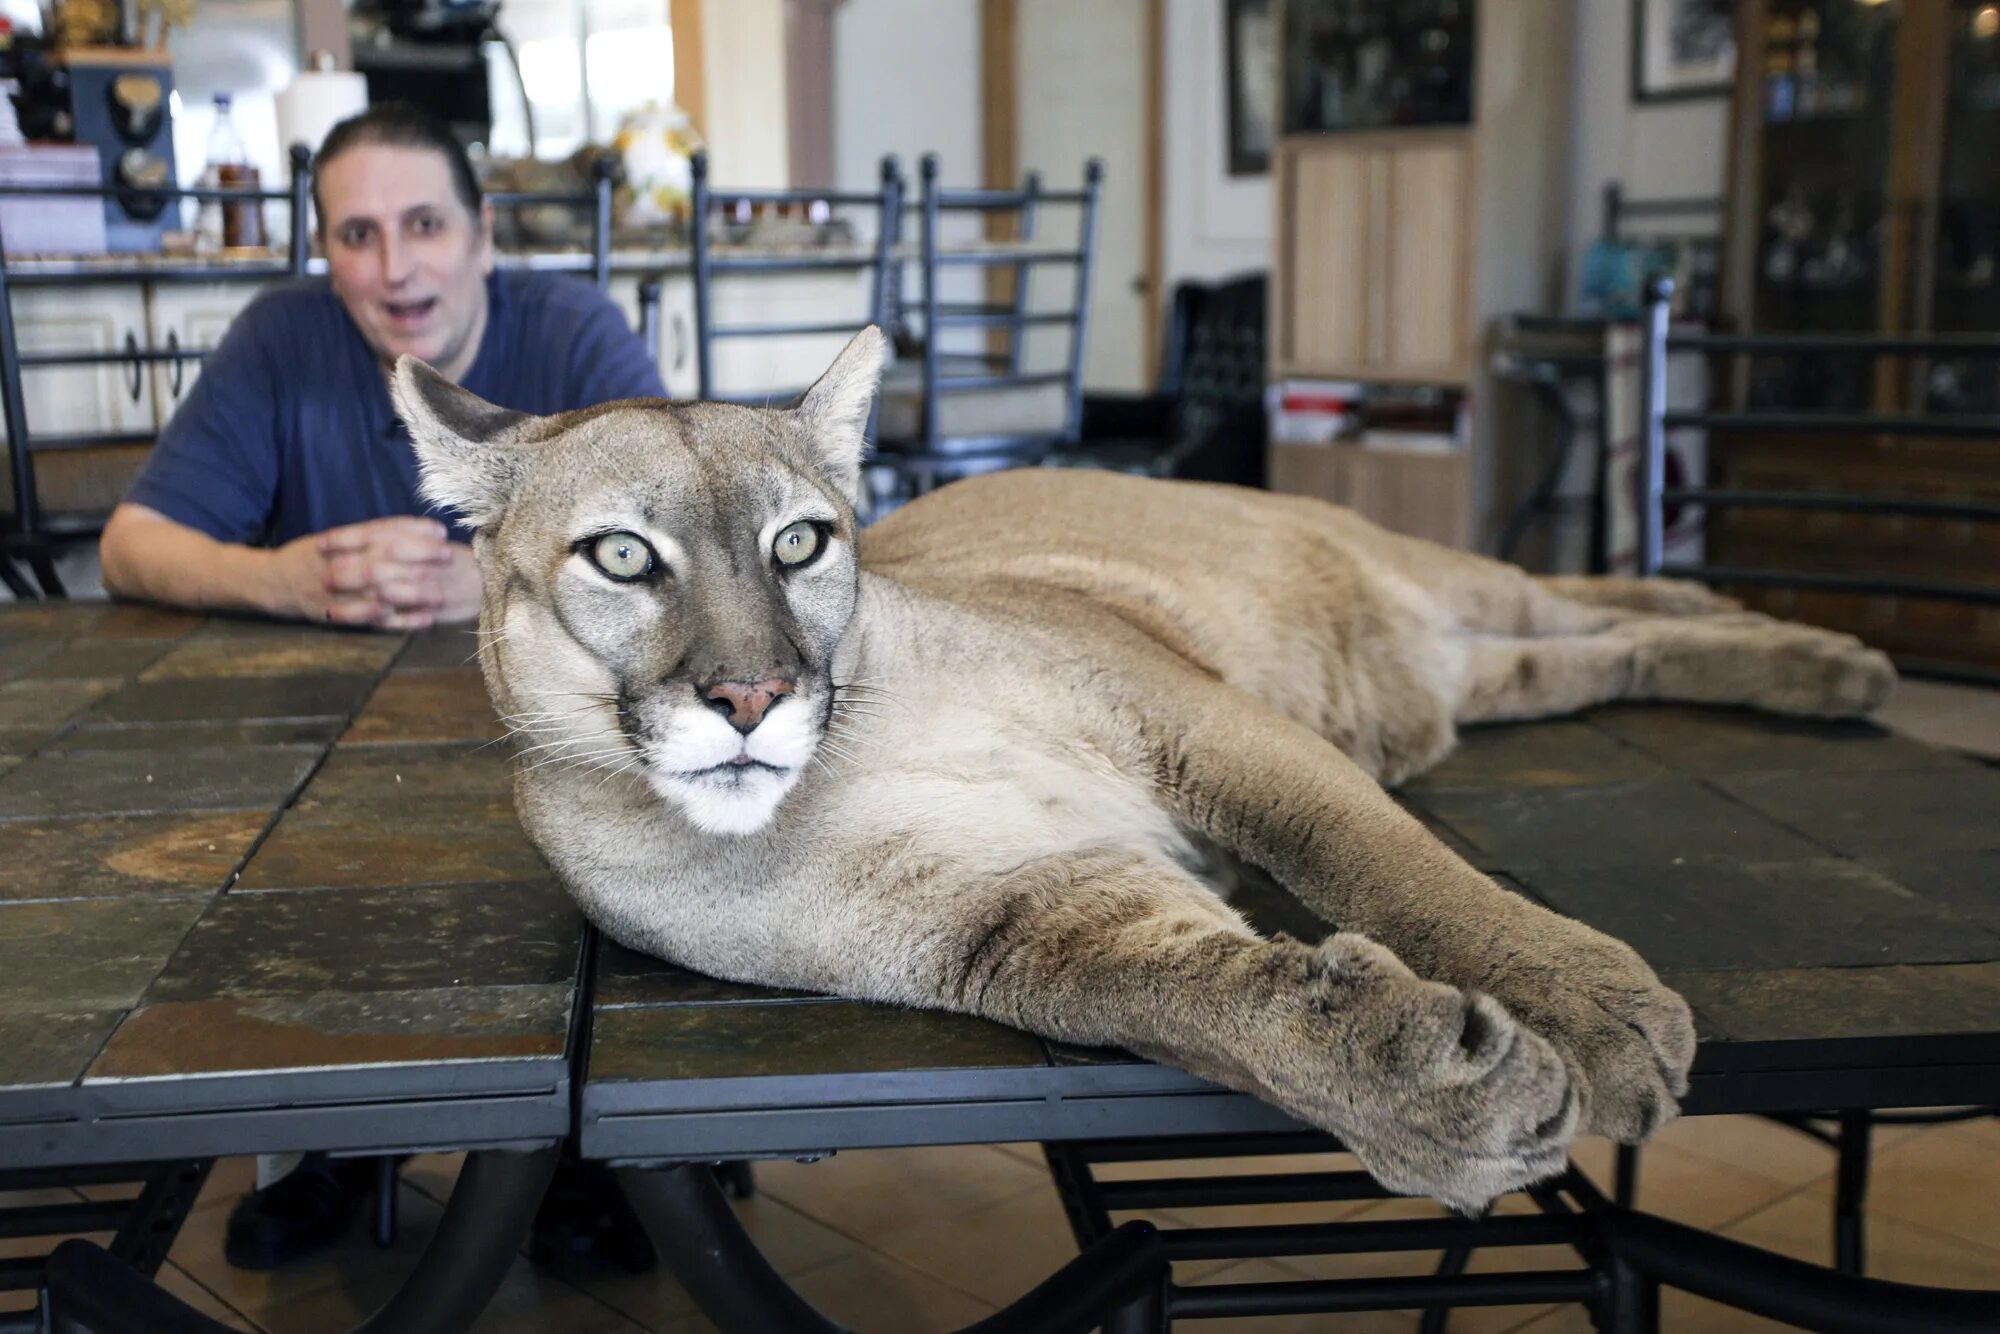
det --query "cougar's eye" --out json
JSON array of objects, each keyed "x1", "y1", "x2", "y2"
[
  {"x1": 587, "y1": 531, "x2": 656, "y2": 582},
  {"x1": 772, "y1": 520, "x2": 824, "y2": 569}
]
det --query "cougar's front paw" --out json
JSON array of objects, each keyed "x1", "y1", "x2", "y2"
[
  {"x1": 1476, "y1": 913, "x2": 1695, "y2": 1145},
  {"x1": 1277, "y1": 935, "x2": 1579, "y2": 1215}
]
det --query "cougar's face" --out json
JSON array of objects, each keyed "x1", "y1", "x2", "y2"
[
  {"x1": 398, "y1": 328, "x2": 886, "y2": 836},
  {"x1": 494, "y1": 418, "x2": 859, "y2": 834}
]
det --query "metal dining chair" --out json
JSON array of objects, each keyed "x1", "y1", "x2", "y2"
[{"x1": 868, "y1": 153, "x2": 1104, "y2": 508}]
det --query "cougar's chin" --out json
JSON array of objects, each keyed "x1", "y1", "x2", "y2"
[
  {"x1": 648, "y1": 763, "x2": 803, "y2": 836},
  {"x1": 628, "y1": 687, "x2": 827, "y2": 836}
]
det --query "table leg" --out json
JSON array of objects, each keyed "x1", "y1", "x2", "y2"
[
  {"x1": 1832, "y1": 1109, "x2": 1871, "y2": 1276},
  {"x1": 43, "y1": 1144, "x2": 557, "y2": 1334}
]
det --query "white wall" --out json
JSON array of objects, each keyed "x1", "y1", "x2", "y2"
[
  {"x1": 832, "y1": 0, "x2": 980, "y2": 195},
  {"x1": 1562, "y1": 0, "x2": 1730, "y2": 305},
  {"x1": 703, "y1": 0, "x2": 791, "y2": 187},
  {"x1": 1161, "y1": 0, "x2": 1270, "y2": 291}
]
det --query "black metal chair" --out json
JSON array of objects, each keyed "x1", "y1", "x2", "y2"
[
  {"x1": 1635, "y1": 277, "x2": 2000, "y2": 1276},
  {"x1": 869, "y1": 152, "x2": 1104, "y2": 507},
  {"x1": 686, "y1": 149, "x2": 901, "y2": 410},
  {"x1": 1064, "y1": 272, "x2": 1267, "y2": 488}
]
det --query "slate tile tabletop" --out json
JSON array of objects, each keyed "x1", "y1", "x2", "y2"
[
  {"x1": 0, "y1": 605, "x2": 582, "y2": 1167},
  {"x1": 4, "y1": 604, "x2": 1996, "y2": 1167}
]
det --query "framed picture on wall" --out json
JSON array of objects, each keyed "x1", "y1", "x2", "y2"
[
  {"x1": 1631, "y1": 0, "x2": 1737, "y2": 103},
  {"x1": 1226, "y1": 0, "x2": 1274, "y2": 175}
]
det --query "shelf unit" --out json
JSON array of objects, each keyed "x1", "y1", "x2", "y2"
[{"x1": 1265, "y1": 0, "x2": 1574, "y2": 551}]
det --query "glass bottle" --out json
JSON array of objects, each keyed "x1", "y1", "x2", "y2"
[{"x1": 203, "y1": 94, "x2": 266, "y2": 250}]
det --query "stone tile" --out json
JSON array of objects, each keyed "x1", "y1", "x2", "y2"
[
  {"x1": 1404, "y1": 722, "x2": 1670, "y2": 792},
  {"x1": 0, "y1": 810, "x2": 267, "y2": 901},
  {"x1": 0, "y1": 726, "x2": 54, "y2": 756},
  {"x1": 1410, "y1": 780, "x2": 1823, "y2": 868},
  {"x1": 1646, "y1": 1113, "x2": 1845, "y2": 1188},
  {"x1": 0, "y1": 1009, "x2": 121, "y2": 1088},
  {"x1": 1395, "y1": 801, "x2": 1501, "y2": 871},
  {"x1": 0, "y1": 602, "x2": 107, "y2": 638},
  {"x1": 588, "y1": 1000, "x2": 1047, "y2": 1084},
  {"x1": 1506, "y1": 858, "x2": 2000, "y2": 972},
  {"x1": 1570, "y1": 1136, "x2": 1795, "y2": 1232},
  {"x1": 170, "y1": 1180, "x2": 441, "y2": 1332},
  {"x1": 1721, "y1": 1176, "x2": 2000, "y2": 1288},
  {"x1": 866, "y1": 1180, "x2": 1086, "y2": 1309},
  {"x1": 398, "y1": 626, "x2": 485, "y2": 671},
  {"x1": 1717, "y1": 766, "x2": 2000, "y2": 857},
  {"x1": 46, "y1": 718, "x2": 346, "y2": 753},
  {"x1": 756, "y1": 1145, "x2": 1051, "y2": 1241},
  {"x1": 1224, "y1": 865, "x2": 1336, "y2": 943},
  {"x1": 88, "y1": 984, "x2": 572, "y2": 1080},
  {"x1": 573, "y1": 1189, "x2": 850, "y2": 1328},
  {"x1": 0, "y1": 638, "x2": 59, "y2": 683},
  {"x1": 0, "y1": 677, "x2": 119, "y2": 728},
  {"x1": 595, "y1": 938, "x2": 828, "y2": 1007},
  {"x1": 236, "y1": 797, "x2": 548, "y2": 890},
  {"x1": 1586, "y1": 704, "x2": 1972, "y2": 776},
  {"x1": 20, "y1": 639, "x2": 173, "y2": 680},
  {"x1": 343, "y1": 670, "x2": 504, "y2": 744},
  {"x1": 301, "y1": 742, "x2": 514, "y2": 806},
  {"x1": 1668, "y1": 963, "x2": 2000, "y2": 1046},
  {"x1": 782, "y1": 1243, "x2": 997, "y2": 1330},
  {"x1": 0, "y1": 746, "x2": 320, "y2": 821},
  {"x1": 145, "y1": 881, "x2": 583, "y2": 1001},
  {"x1": 87, "y1": 674, "x2": 378, "y2": 725},
  {"x1": 77, "y1": 605, "x2": 203, "y2": 640},
  {"x1": 141, "y1": 629, "x2": 402, "y2": 681},
  {"x1": 1860, "y1": 1119, "x2": 2000, "y2": 1253},
  {"x1": 1877, "y1": 678, "x2": 2000, "y2": 761},
  {"x1": 1866, "y1": 849, "x2": 2000, "y2": 934},
  {"x1": 0, "y1": 897, "x2": 208, "y2": 1014}
]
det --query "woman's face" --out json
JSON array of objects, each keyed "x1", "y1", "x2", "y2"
[{"x1": 320, "y1": 142, "x2": 495, "y2": 383}]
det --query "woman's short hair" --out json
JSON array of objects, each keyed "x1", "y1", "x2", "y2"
[{"x1": 311, "y1": 103, "x2": 483, "y2": 228}]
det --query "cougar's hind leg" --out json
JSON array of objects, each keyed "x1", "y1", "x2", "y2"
[
  {"x1": 1456, "y1": 635, "x2": 1638, "y2": 723},
  {"x1": 1455, "y1": 615, "x2": 1895, "y2": 724},
  {"x1": 1537, "y1": 575, "x2": 1741, "y2": 618}
]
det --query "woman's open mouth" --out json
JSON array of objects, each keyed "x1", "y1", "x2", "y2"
[{"x1": 384, "y1": 297, "x2": 438, "y2": 330}]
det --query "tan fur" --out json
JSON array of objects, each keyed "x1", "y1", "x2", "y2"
[{"x1": 394, "y1": 332, "x2": 1895, "y2": 1213}]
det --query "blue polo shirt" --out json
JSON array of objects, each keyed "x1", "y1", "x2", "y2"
[{"x1": 124, "y1": 270, "x2": 666, "y2": 545}]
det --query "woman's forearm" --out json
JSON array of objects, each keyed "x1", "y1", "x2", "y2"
[{"x1": 98, "y1": 504, "x2": 290, "y2": 617}]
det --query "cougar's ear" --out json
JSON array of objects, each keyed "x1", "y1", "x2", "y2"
[
  {"x1": 793, "y1": 326, "x2": 886, "y2": 506},
  {"x1": 392, "y1": 355, "x2": 536, "y2": 528}
]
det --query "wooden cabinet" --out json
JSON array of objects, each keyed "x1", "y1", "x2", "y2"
[
  {"x1": 1276, "y1": 132, "x2": 1472, "y2": 384},
  {"x1": 1715, "y1": 0, "x2": 2000, "y2": 670},
  {"x1": 1266, "y1": 0, "x2": 1572, "y2": 552},
  {"x1": 5, "y1": 288, "x2": 155, "y2": 441},
  {"x1": 148, "y1": 283, "x2": 260, "y2": 421}
]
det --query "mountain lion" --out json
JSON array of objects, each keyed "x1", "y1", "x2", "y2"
[{"x1": 396, "y1": 329, "x2": 1893, "y2": 1211}]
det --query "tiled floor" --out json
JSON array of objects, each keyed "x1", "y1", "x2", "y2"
[{"x1": 8, "y1": 680, "x2": 1997, "y2": 1332}]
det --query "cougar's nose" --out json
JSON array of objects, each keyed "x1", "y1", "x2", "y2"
[{"x1": 701, "y1": 678, "x2": 795, "y2": 735}]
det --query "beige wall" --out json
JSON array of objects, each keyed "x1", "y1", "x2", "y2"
[
  {"x1": 1562, "y1": 0, "x2": 1731, "y2": 303},
  {"x1": 1160, "y1": 0, "x2": 1271, "y2": 291},
  {"x1": 702, "y1": 0, "x2": 791, "y2": 187}
]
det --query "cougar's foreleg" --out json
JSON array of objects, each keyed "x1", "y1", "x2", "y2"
[
  {"x1": 1130, "y1": 669, "x2": 1694, "y2": 1147},
  {"x1": 837, "y1": 849, "x2": 1574, "y2": 1214}
]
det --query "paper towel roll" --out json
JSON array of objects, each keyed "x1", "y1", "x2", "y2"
[{"x1": 277, "y1": 69, "x2": 368, "y2": 158}]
